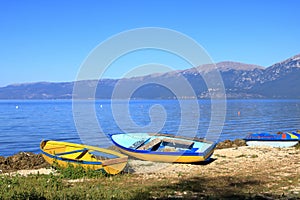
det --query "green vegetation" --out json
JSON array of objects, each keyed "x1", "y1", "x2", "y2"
[
  {"x1": 0, "y1": 172, "x2": 150, "y2": 200},
  {"x1": 54, "y1": 163, "x2": 106, "y2": 179},
  {"x1": 1, "y1": 166, "x2": 299, "y2": 200}
]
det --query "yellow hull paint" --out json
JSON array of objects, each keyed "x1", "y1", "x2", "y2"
[
  {"x1": 40, "y1": 140, "x2": 128, "y2": 175},
  {"x1": 118, "y1": 148, "x2": 214, "y2": 163}
]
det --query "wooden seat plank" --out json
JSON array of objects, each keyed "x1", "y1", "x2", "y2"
[
  {"x1": 101, "y1": 157, "x2": 128, "y2": 166},
  {"x1": 137, "y1": 138, "x2": 162, "y2": 150},
  {"x1": 161, "y1": 138, "x2": 194, "y2": 146}
]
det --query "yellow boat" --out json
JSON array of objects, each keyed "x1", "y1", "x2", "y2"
[
  {"x1": 40, "y1": 140, "x2": 128, "y2": 175},
  {"x1": 110, "y1": 133, "x2": 216, "y2": 163}
]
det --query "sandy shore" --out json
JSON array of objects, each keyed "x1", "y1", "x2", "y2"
[
  {"x1": 2, "y1": 144, "x2": 299, "y2": 198},
  {"x1": 129, "y1": 146, "x2": 300, "y2": 197},
  {"x1": 6, "y1": 146, "x2": 299, "y2": 194}
]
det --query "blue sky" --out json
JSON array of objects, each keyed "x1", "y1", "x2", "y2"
[{"x1": 1, "y1": 0, "x2": 300, "y2": 86}]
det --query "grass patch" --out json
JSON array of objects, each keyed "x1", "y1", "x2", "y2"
[
  {"x1": 0, "y1": 173, "x2": 151, "y2": 200},
  {"x1": 54, "y1": 163, "x2": 106, "y2": 179}
]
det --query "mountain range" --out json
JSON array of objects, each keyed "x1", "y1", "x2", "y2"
[{"x1": 1, "y1": 54, "x2": 300, "y2": 99}]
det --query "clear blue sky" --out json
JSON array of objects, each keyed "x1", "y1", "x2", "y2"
[{"x1": 1, "y1": 0, "x2": 300, "y2": 86}]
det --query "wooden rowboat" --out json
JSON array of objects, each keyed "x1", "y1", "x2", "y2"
[
  {"x1": 109, "y1": 133, "x2": 216, "y2": 163},
  {"x1": 40, "y1": 140, "x2": 128, "y2": 175}
]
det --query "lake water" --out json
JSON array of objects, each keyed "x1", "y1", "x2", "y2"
[{"x1": 0, "y1": 99, "x2": 300, "y2": 157}]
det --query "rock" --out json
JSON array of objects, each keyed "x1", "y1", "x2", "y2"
[
  {"x1": 216, "y1": 139, "x2": 246, "y2": 149},
  {"x1": 216, "y1": 140, "x2": 232, "y2": 149},
  {"x1": 233, "y1": 139, "x2": 247, "y2": 147},
  {"x1": 0, "y1": 152, "x2": 50, "y2": 173},
  {"x1": 0, "y1": 156, "x2": 5, "y2": 164}
]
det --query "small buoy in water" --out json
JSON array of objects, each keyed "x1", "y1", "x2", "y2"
[
  {"x1": 237, "y1": 111, "x2": 240, "y2": 116},
  {"x1": 100, "y1": 104, "x2": 103, "y2": 108},
  {"x1": 15, "y1": 105, "x2": 19, "y2": 109}
]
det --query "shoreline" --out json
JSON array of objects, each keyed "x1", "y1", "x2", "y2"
[
  {"x1": 0, "y1": 139, "x2": 298, "y2": 173},
  {"x1": 0, "y1": 139, "x2": 248, "y2": 173},
  {"x1": 1, "y1": 141, "x2": 299, "y2": 199}
]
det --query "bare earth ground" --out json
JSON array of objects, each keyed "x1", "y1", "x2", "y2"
[
  {"x1": 125, "y1": 146, "x2": 299, "y2": 198},
  {"x1": 1, "y1": 145, "x2": 299, "y2": 199}
]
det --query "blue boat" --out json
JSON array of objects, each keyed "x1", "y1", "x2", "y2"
[
  {"x1": 244, "y1": 132, "x2": 299, "y2": 148},
  {"x1": 109, "y1": 133, "x2": 216, "y2": 163}
]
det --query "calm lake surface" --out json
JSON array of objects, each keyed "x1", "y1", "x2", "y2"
[{"x1": 0, "y1": 99, "x2": 300, "y2": 156}]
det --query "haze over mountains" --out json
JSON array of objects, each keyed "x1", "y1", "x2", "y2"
[{"x1": 1, "y1": 54, "x2": 300, "y2": 99}]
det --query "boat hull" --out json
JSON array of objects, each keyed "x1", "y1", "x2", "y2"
[
  {"x1": 246, "y1": 140, "x2": 298, "y2": 148},
  {"x1": 40, "y1": 140, "x2": 128, "y2": 175},
  {"x1": 117, "y1": 148, "x2": 214, "y2": 163}
]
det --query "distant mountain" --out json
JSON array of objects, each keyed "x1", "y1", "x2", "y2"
[
  {"x1": 251, "y1": 54, "x2": 300, "y2": 98},
  {"x1": 0, "y1": 54, "x2": 300, "y2": 99},
  {"x1": 0, "y1": 82, "x2": 74, "y2": 99}
]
